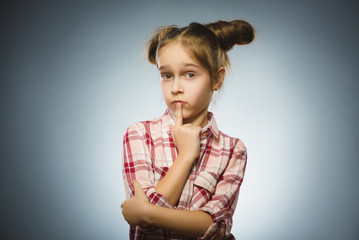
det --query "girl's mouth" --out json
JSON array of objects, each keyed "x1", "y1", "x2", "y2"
[{"x1": 172, "y1": 100, "x2": 185, "y2": 105}]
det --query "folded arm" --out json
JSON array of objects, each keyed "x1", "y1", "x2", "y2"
[{"x1": 122, "y1": 181, "x2": 213, "y2": 238}]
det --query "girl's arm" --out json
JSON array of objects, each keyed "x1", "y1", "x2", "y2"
[
  {"x1": 155, "y1": 103, "x2": 201, "y2": 205},
  {"x1": 122, "y1": 181, "x2": 213, "y2": 238},
  {"x1": 147, "y1": 203, "x2": 213, "y2": 237},
  {"x1": 155, "y1": 154, "x2": 195, "y2": 205}
]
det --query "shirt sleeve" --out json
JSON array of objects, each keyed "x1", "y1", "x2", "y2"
[
  {"x1": 122, "y1": 122, "x2": 175, "y2": 209},
  {"x1": 197, "y1": 140, "x2": 247, "y2": 240}
]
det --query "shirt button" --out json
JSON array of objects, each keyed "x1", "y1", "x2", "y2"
[
  {"x1": 189, "y1": 175, "x2": 194, "y2": 180},
  {"x1": 224, "y1": 210, "x2": 229, "y2": 216}
]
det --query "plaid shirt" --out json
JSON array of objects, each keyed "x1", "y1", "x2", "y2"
[{"x1": 122, "y1": 108, "x2": 247, "y2": 240}]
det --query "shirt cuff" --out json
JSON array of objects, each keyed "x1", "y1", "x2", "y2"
[
  {"x1": 197, "y1": 208, "x2": 229, "y2": 240},
  {"x1": 198, "y1": 221, "x2": 219, "y2": 240},
  {"x1": 146, "y1": 188, "x2": 176, "y2": 209},
  {"x1": 136, "y1": 188, "x2": 176, "y2": 232}
]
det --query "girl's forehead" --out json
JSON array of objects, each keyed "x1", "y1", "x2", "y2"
[
  {"x1": 158, "y1": 42, "x2": 187, "y2": 57},
  {"x1": 157, "y1": 43, "x2": 200, "y2": 68}
]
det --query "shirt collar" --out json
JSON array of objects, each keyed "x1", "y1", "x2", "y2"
[{"x1": 162, "y1": 107, "x2": 219, "y2": 139}]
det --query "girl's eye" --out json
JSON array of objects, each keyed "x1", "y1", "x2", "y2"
[
  {"x1": 185, "y1": 72, "x2": 195, "y2": 79},
  {"x1": 161, "y1": 73, "x2": 172, "y2": 80}
]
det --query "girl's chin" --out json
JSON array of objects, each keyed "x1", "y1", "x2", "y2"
[{"x1": 168, "y1": 105, "x2": 190, "y2": 118}]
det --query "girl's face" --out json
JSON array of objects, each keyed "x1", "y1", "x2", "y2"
[{"x1": 157, "y1": 42, "x2": 214, "y2": 127}]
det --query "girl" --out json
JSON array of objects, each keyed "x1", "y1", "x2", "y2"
[{"x1": 121, "y1": 20, "x2": 255, "y2": 239}]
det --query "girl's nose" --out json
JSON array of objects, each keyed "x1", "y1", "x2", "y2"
[{"x1": 171, "y1": 78, "x2": 184, "y2": 94}]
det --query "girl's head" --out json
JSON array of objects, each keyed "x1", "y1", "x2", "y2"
[
  {"x1": 147, "y1": 20, "x2": 254, "y2": 83},
  {"x1": 146, "y1": 20, "x2": 255, "y2": 126}
]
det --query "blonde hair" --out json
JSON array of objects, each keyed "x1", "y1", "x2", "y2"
[{"x1": 147, "y1": 20, "x2": 255, "y2": 84}]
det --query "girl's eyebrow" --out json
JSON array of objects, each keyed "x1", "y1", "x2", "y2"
[
  {"x1": 158, "y1": 63, "x2": 201, "y2": 70},
  {"x1": 158, "y1": 65, "x2": 168, "y2": 70}
]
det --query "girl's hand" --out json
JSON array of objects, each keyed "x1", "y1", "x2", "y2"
[
  {"x1": 169, "y1": 103, "x2": 201, "y2": 162},
  {"x1": 121, "y1": 181, "x2": 151, "y2": 226}
]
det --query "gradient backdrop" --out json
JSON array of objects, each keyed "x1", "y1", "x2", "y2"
[{"x1": 1, "y1": 0, "x2": 358, "y2": 239}]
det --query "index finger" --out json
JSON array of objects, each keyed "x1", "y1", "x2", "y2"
[{"x1": 175, "y1": 102, "x2": 183, "y2": 126}]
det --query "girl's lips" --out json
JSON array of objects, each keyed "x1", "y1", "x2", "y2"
[{"x1": 172, "y1": 101, "x2": 185, "y2": 105}]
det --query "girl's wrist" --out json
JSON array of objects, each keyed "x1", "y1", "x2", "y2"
[
  {"x1": 177, "y1": 153, "x2": 197, "y2": 165},
  {"x1": 142, "y1": 203, "x2": 155, "y2": 225}
]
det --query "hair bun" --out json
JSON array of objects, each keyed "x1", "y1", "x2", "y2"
[{"x1": 206, "y1": 20, "x2": 255, "y2": 51}]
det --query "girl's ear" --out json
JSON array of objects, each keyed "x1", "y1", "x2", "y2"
[{"x1": 213, "y1": 67, "x2": 226, "y2": 91}]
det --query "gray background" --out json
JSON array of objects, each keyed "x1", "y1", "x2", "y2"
[{"x1": 1, "y1": 0, "x2": 358, "y2": 239}]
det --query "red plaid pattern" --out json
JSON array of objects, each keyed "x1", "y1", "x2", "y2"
[{"x1": 122, "y1": 108, "x2": 247, "y2": 240}]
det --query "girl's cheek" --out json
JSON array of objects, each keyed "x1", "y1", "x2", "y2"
[{"x1": 188, "y1": 89, "x2": 202, "y2": 104}]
